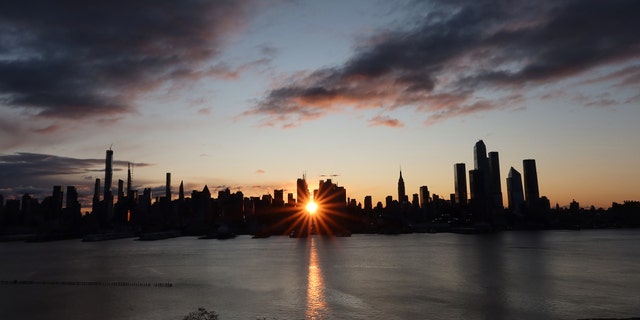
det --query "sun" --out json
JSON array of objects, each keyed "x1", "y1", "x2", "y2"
[{"x1": 306, "y1": 201, "x2": 318, "y2": 215}]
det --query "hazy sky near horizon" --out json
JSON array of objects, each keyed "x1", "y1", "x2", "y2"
[{"x1": 1, "y1": 0, "x2": 639, "y2": 208}]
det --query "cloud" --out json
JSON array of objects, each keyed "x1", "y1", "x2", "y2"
[
  {"x1": 248, "y1": 0, "x2": 640, "y2": 127},
  {"x1": 255, "y1": 169, "x2": 266, "y2": 174},
  {"x1": 368, "y1": 115, "x2": 404, "y2": 128},
  {"x1": 33, "y1": 124, "x2": 61, "y2": 134},
  {"x1": 197, "y1": 108, "x2": 212, "y2": 115},
  {"x1": 0, "y1": 0, "x2": 255, "y2": 120}
]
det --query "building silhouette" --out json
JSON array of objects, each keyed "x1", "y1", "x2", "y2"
[
  {"x1": 506, "y1": 167, "x2": 524, "y2": 215},
  {"x1": 470, "y1": 140, "x2": 506, "y2": 222},
  {"x1": 454, "y1": 163, "x2": 467, "y2": 206},
  {"x1": 103, "y1": 149, "x2": 114, "y2": 226},
  {"x1": 5, "y1": 143, "x2": 640, "y2": 237},
  {"x1": 364, "y1": 195, "x2": 373, "y2": 212},
  {"x1": 488, "y1": 151, "x2": 503, "y2": 209},
  {"x1": 315, "y1": 179, "x2": 346, "y2": 208},
  {"x1": 287, "y1": 193, "x2": 295, "y2": 206},
  {"x1": 469, "y1": 169, "x2": 485, "y2": 215},
  {"x1": 51, "y1": 185, "x2": 63, "y2": 220},
  {"x1": 398, "y1": 169, "x2": 408, "y2": 204},
  {"x1": 165, "y1": 173, "x2": 171, "y2": 201},
  {"x1": 474, "y1": 140, "x2": 490, "y2": 182},
  {"x1": 297, "y1": 174, "x2": 310, "y2": 205},
  {"x1": 127, "y1": 163, "x2": 133, "y2": 196},
  {"x1": 523, "y1": 159, "x2": 540, "y2": 212},
  {"x1": 470, "y1": 141, "x2": 490, "y2": 221},
  {"x1": 419, "y1": 186, "x2": 430, "y2": 209},
  {"x1": 273, "y1": 189, "x2": 284, "y2": 207}
]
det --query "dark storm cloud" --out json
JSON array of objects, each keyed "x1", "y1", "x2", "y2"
[
  {"x1": 0, "y1": 0, "x2": 254, "y2": 119},
  {"x1": 250, "y1": 0, "x2": 640, "y2": 127}
]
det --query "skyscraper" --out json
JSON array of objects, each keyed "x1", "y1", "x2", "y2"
[
  {"x1": 103, "y1": 148, "x2": 114, "y2": 224},
  {"x1": 65, "y1": 186, "x2": 80, "y2": 219},
  {"x1": 317, "y1": 179, "x2": 346, "y2": 206},
  {"x1": 92, "y1": 178, "x2": 100, "y2": 215},
  {"x1": 473, "y1": 140, "x2": 490, "y2": 201},
  {"x1": 506, "y1": 167, "x2": 524, "y2": 214},
  {"x1": 52, "y1": 185, "x2": 63, "y2": 215},
  {"x1": 104, "y1": 149, "x2": 113, "y2": 202},
  {"x1": 469, "y1": 169, "x2": 483, "y2": 202},
  {"x1": 364, "y1": 195, "x2": 372, "y2": 211},
  {"x1": 287, "y1": 193, "x2": 295, "y2": 206},
  {"x1": 273, "y1": 189, "x2": 284, "y2": 207},
  {"x1": 117, "y1": 179, "x2": 124, "y2": 202},
  {"x1": 419, "y1": 185, "x2": 430, "y2": 208},
  {"x1": 179, "y1": 181, "x2": 185, "y2": 202},
  {"x1": 488, "y1": 151, "x2": 503, "y2": 209},
  {"x1": 398, "y1": 169, "x2": 407, "y2": 203},
  {"x1": 297, "y1": 174, "x2": 310, "y2": 205},
  {"x1": 126, "y1": 163, "x2": 132, "y2": 195},
  {"x1": 454, "y1": 163, "x2": 467, "y2": 205},
  {"x1": 474, "y1": 140, "x2": 489, "y2": 174},
  {"x1": 469, "y1": 168, "x2": 489, "y2": 221},
  {"x1": 165, "y1": 172, "x2": 171, "y2": 201},
  {"x1": 523, "y1": 159, "x2": 540, "y2": 210}
]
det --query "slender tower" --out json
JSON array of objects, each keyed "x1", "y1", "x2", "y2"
[
  {"x1": 126, "y1": 163, "x2": 132, "y2": 195},
  {"x1": 179, "y1": 181, "x2": 185, "y2": 202},
  {"x1": 165, "y1": 172, "x2": 171, "y2": 201},
  {"x1": 103, "y1": 148, "x2": 114, "y2": 224},
  {"x1": 104, "y1": 149, "x2": 113, "y2": 201},
  {"x1": 117, "y1": 179, "x2": 124, "y2": 202},
  {"x1": 398, "y1": 169, "x2": 407, "y2": 203},
  {"x1": 92, "y1": 178, "x2": 101, "y2": 216}
]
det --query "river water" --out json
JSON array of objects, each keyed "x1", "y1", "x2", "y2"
[{"x1": 1, "y1": 230, "x2": 639, "y2": 319}]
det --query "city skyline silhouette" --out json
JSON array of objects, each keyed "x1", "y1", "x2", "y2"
[
  {"x1": 2, "y1": 2, "x2": 640, "y2": 320},
  {"x1": 2, "y1": 141, "x2": 639, "y2": 240},
  {"x1": 1, "y1": 1, "x2": 639, "y2": 213}
]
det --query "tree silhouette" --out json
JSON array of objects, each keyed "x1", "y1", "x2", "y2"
[{"x1": 183, "y1": 307, "x2": 218, "y2": 320}]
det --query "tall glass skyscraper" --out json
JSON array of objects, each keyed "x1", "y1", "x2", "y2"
[{"x1": 506, "y1": 167, "x2": 524, "y2": 214}]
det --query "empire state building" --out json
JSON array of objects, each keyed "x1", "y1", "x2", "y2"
[{"x1": 398, "y1": 169, "x2": 408, "y2": 204}]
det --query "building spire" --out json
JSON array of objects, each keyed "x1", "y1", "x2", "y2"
[
  {"x1": 398, "y1": 167, "x2": 406, "y2": 203},
  {"x1": 179, "y1": 180, "x2": 185, "y2": 202}
]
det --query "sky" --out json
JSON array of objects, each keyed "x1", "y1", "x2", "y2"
[{"x1": 1, "y1": 0, "x2": 639, "y2": 210}]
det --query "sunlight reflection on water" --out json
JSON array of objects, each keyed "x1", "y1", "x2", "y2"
[{"x1": 306, "y1": 237, "x2": 328, "y2": 319}]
